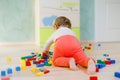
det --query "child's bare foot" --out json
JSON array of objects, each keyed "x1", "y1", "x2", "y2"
[
  {"x1": 87, "y1": 59, "x2": 96, "y2": 74},
  {"x1": 69, "y1": 58, "x2": 79, "y2": 70}
]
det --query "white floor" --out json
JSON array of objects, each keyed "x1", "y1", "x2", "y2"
[{"x1": 0, "y1": 43, "x2": 120, "y2": 80}]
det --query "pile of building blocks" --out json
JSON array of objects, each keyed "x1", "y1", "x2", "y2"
[{"x1": 0, "y1": 51, "x2": 53, "y2": 79}]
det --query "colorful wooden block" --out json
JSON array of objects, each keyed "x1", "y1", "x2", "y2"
[{"x1": 89, "y1": 76, "x2": 98, "y2": 80}]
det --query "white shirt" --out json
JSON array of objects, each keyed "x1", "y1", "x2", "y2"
[{"x1": 43, "y1": 26, "x2": 76, "y2": 51}]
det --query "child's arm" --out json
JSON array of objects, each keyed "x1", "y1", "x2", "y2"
[
  {"x1": 43, "y1": 36, "x2": 53, "y2": 51},
  {"x1": 42, "y1": 36, "x2": 53, "y2": 57}
]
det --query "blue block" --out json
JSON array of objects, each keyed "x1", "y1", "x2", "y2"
[
  {"x1": 36, "y1": 63, "x2": 44, "y2": 67},
  {"x1": 110, "y1": 60, "x2": 116, "y2": 64},
  {"x1": 106, "y1": 58, "x2": 111, "y2": 60},
  {"x1": 7, "y1": 68, "x2": 12, "y2": 74},
  {"x1": 44, "y1": 61, "x2": 48, "y2": 65},
  {"x1": 96, "y1": 64, "x2": 106, "y2": 69},
  {"x1": 114, "y1": 72, "x2": 120, "y2": 78},
  {"x1": 16, "y1": 66, "x2": 21, "y2": 71},
  {"x1": 97, "y1": 43, "x2": 101, "y2": 47},
  {"x1": 1, "y1": 70, "x2": 6, "y2": 76},
  {"x1": 33, "y1": 60, "x2": 36, "y2": 64},
  {"x1": 31, "y1": 52, "x2": 35, "y2": 54},
  {"x1": 26, "y1": 56, "x2": 32, "y2": 59},
  {"x1": 49, "y1": 51, "x2": 53, "y2": 55}
]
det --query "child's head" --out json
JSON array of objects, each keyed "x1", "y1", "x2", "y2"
[{"x1": 53, "y1": 16, "x2": 71, "y2": 30}]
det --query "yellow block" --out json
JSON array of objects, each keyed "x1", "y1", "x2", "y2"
[
  {"x1": 6, "y1": 57, "x2": 12, "y2": 62},
  {"x1": 21, "y1": 65, "x2": 26, "y2": 70},
  {"x1": 31, "y1": 67, "x2": 38, "y2": 73},
  {"x1": 35, "y1": 72, "x2": 44, "y2": 76},
  {"x1": 48, "y1": 60, "x2": 52, "y2": 64}
]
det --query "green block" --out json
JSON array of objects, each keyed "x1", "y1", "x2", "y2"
[{"x1": 45, "y1": 64, "x2": 52, "y2": 66}]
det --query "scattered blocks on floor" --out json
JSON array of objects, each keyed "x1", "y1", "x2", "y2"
[
  {"x1": 0, "y1": 51, "x2": 52, "y2": 78},
  {"x1": 89, "y1": 76, "x2": 98, "y2": 80}
]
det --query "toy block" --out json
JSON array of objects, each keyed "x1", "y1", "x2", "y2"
[
  {"x1": 44, "y1": 69, "x2": 50, "y2": 74},
  {"x1": 89, "y1": 43, "x2": 92, "y2": 46},
  {"x1": 44, "y1": 61, "x2": 48, "y2": 65},
  {"x1": 96, "y1": 64, "x2": 106, "y2": 69},
  {"x1": 105, "y1": 60, "x2": 111, "y2": 65},
  {"x1": 97, "y1": 43, "x2": 101, "y2": 47},
  {"x1": 35, "y1": 72, "x2": 44, "y2": 76},
  {"x1": 114, "y1": 72, "x2": 120, "y2": 78},
  {"x1": 48, "y1": 60, "x2": 52, "y2": 64},
  {"x1": 21, "y1": 65, "x2": 26, "y2": 70},
  {"x1": 49, "y1": 51, "x2": 53, "y2": 55},
  {"x1": 35, "y1": 52, "x2": 39, "y2": 54},
  {"x1": 20, "y1": 60, "x2": 26, "y2": 66},
  {"x1": 44, "y1": 64, "x2": 52, "y2": 66},
  {"x1": 103, "y1": 54, "x2": 109, "y2": 57},
  {"x1": 36, "y1": 63, "x2": 44, "y2": 67},
  {"x1": 6, "y1": 57, "x2": 12, "y2": 62},
  {"x1": 89, "y1": 76, "x2": 98, "y2": 80},
  {"x1": 110, "y1": 60, "x2": 115, "y2": 64},
  {"x1": 33, "y1": 60, "x2": 36, "y2": 64},
  {"x1": 26, "y1": 60, "x2": 31, "y2": 66},
  {"x1": 96, "y1": 68, "x2": 99, "y2": 72},
  {"x1": 27, "y1": 58, "x2": 36, "y2": 61},
  {"x1": 26, "y1": 56, "x2": 33, "y2": 59},
  {"x1": 97, "y1": 60, "x2": 105, "y2": 64},
  {"x1": 1, "y1": 70, "x2": 6, "y2": 77},
  {"x1": 21, "y1": 56, "x2": 27, "y2": 60},
  {"x1": 106, "y1": 58, "x2": 111, "y2": 60},
  {"x1": 87, "y1": 47, "x2": 91, "y2": 50},
  {"x1": 15, "y1": 66, "x2": 21, "y2": 71},
  {"x1": 7, "y1": 68, "x2": 12, "y2": 74},
  {"x1": 1, "y1": 77, "x2": 10, "y2": 80},
  {"x1": 31, "y1": 67, "x2": 38, "y2": 73}
]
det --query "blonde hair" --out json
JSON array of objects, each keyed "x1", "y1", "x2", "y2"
[{"x1": 53, "y1": 16, "x2": 71, "y2": 29}]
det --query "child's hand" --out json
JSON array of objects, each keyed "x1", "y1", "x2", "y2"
[{"x1": 42, "y1": 50, "x2": 49, "y2": 57}]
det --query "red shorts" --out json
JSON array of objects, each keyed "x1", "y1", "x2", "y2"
[{"x1": 52, "y1": 35, "x2": 90, "y2": 67}]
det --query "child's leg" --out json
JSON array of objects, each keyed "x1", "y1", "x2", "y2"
[
  {"x1": 52, "y1": 56, "x2": 70, "y2": 67},
  {"x1": 73, "y1": 49, "x2": 96, "y2": 74},
  {"x1": 69, "y1": 58, "x2": 79, "y2": 70},
  {"x1": 73, "y1": 50, "x2": 90, "y2": 67},
  {"x1": 87, "y1": 58, "x2": 96, "y2": 74},
  {"x1": 52, "y1": 57, "x2": 78, "y2": 70}
]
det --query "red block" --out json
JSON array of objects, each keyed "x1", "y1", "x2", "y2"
[
  {"x1": 90, "y1": 76, "x2": 98, "y2": 80},
  {"x1": 26, "y1": 60, "x2": 31, "y2": 66},
  {"x1": 27, "y1": 58, "x2": 36, "y2": 61},
  {"x1": 44, "y1": 70, "x2": 50, "y2": 74},
  {"x1": 96, "y1": 68, "x2": 99, "y2": 72},
  {"x1": 1, "y1": 77, "x2": 10, "y2": 80},
  {"x1": 105, "y1": 60, "x2": 111, "y2": 65}
]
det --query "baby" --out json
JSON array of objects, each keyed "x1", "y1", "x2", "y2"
[{"x1": 43, "y1": 16, "x2": 96, "y2": 74}]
